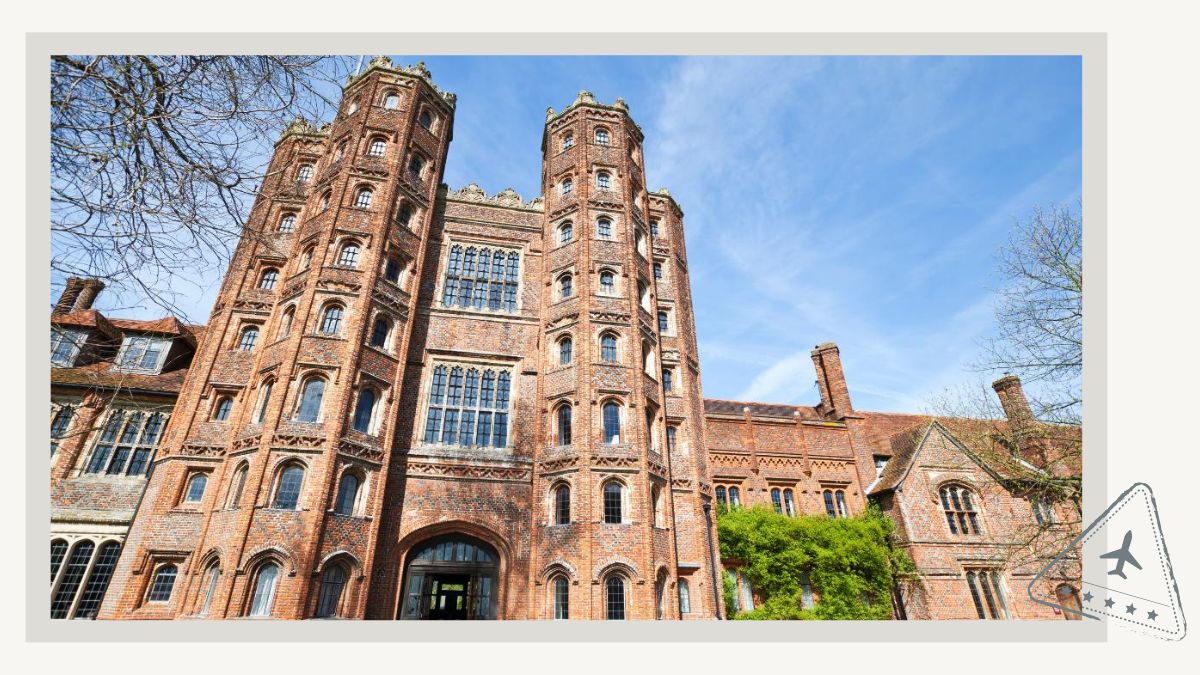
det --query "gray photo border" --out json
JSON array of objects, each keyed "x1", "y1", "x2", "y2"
[{"x1": 26, "y1": 32, "x2": 1106, "y2": 643}]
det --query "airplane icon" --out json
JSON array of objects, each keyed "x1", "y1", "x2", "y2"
[{"x1": 1100, "y1": 530, "x2": 1143, "y2": 580}]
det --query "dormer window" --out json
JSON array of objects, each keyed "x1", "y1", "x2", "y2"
[
  {"x1": 50, "y1": 328, "x2": 87, "y2": 367},
  {"x1": 114, "y1": 335, "x2": 172, "y2": 373}
]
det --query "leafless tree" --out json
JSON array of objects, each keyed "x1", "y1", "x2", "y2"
[
  {"x1": 980, "y1": 203, "x2": 1082, "y2": 425},
  {"x1": 51, "y1": 55, "x2": 356, "y2": 319}
]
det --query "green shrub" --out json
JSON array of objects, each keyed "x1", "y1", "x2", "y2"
[{"x1": 717, "y1": 504, "x2": 914, "y2": 620}]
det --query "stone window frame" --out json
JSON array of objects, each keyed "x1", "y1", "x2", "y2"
[
  {"x1": 937, "y1": 481, "x2": 984, "y2": 536},
  {"x1": 555, "y1": 219, "x2": 574, "y2": 247},
  {"x1": 416, "y1": 104, "x2": 438, "y2": 134},
  {"x1": 555, "y1": 269, "x2": 575, "y2": 302},
  {"x1": 598, "y1": 396, "x2": 626, "y2": 445},
  {"x1": 560, "y1": 130, "x2": 574, "y2": 151},
  {"x1": 319, "y1": 188, "x2": 333, "y2": 212},
  {"x1": 295, "y1": 163, "x2": 314, "y2": 184},
  {"x1": 180, "y1": 470, "x2": 210, "y2": 506},
  {"x1": 964, "y1": 568, "x2": 1010, "y2": 620},
  {"x1": 593, "y1": 125, "x2": 612, "y2": 146},
  {"x1": 594, "y1": 213, "x2": 619, "y2": 241},
  {"x1": 225, "y1": 460, "x2": 251, "y2": 510},
  {"x1": 548, "y1": 478, "x2": 572, "y2": 526},
  {"x1": 638, "y1": 278, "x2": 653, "y2": 313},
  {"x1": 349, "y1": 375, "x2": 386, "y2": 436},
  {"x1": 351, "y1": 185, "x2": 375, "y2": 210},
  {"x1": 599, "y1": 475, "x2": 631, "y2": 524},
  {"x1": 381, "y1": 89, "x2": 401, "y2": 110},
  {"x1": 236, "y1": 324, "x2": 260, "y2": 352},
  {"x1": 650, "y1": 481, "x2": 667, "y2": 529},
  {"x1": 596, "y1": 265, "x2": 621, "y2": 297},
  {"x1": 559, "y1": 176, "x2": 573, "y2": 196},
  {"x1": 211, "y1": 394, "x2": 235, "y2": 422},
  {"x1": 406, "y1": 148, "x2": 430, "y2": 182},
  {"x1": 552, "y1": 332, "x2": 574, "y2": 367},
  {"x1": 381, "y1": 248, "x2": 410, "y2": 287},
  {"x1": 277, "y1": 211, "x2": 299, "y2": 233},
  {"x1": 595, "y1": 169, "x2": 615, "y2": 193},
  {"x1": 434, "y1": 238, "x2": 525, "y2": 316},
  {"x1": 332, "y1": 462, "x2": 370, "y2": 517},
  {"x1": 143, "y1": 560, "x2": 181, "y2": 605},
  {"x1": 258, "y1": 266, "x2": 281, "y2": 290},
  {"x1": 276, "y1": 304, "x2": 297, "y2": 342},
  {"x1": 367, "y1": 310, "x2": 396, "y2": 354},
  {"x1": 820, "y1": 486, "x2": 851, "y2": 519},
  {"x1": 365, "y1": 134, "x2": 388, "y2": 158},
  {"x1": 604, "y1": 571, "x2": 628, "y2": 620},
  {"x1": 50, "y1": 399, "x2": 79, "y2": 457},
  {"x1": 641, "y1": 339, "x2": 657, "y2": 379},
  {"x1": 290, "y1": 370, "x2": 331, "y2": 424},
  {"x1": 552, "y1": 399, "x2": 573, "y2": 447},
  {"x1": 77, "y1": 405, "x2": 170, "y2": 478},
  {"x1": 395, "y1": 198, "x2": 418, "y2": 229},
  {"x1": 315, "y1": 300, "x2": 348, "y2": 337},
  {"x1": 656, "y1": 304, "x2": 675, "y2": 336},
  {"x1": 597, "y1": 329, "x2": 622, "y2": 365},
  {"x1": 252, "y1": 376, "x2": 276, "y2": 425},
  {"x1": 267, "y1": 458, "x2": 309, "y2": 511},
  {"x1": 417, "y1": 358, "x2": 517, "y2": 451},
  {"x1": 714, "y1": 482, "x2": 744, "y2": 509}
]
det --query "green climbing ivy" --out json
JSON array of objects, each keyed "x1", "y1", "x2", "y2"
[{"x1": 717, "y1": 504, "x2": 915, "y2": 620}]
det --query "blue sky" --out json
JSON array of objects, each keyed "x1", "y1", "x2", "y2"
[{"x1": 76, "y1": 55, "x2": 1082, "y2": 413}]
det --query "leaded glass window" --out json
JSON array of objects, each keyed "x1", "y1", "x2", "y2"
[
  {"x1": 653, "y1": 262, "x2": 662, "y2": 280},
  {"x1": 51, "y1": 328, "x2": 87, "y2": 366},
  {"x1": 595, "y1": 128, "x2": 610, "y2": 145},
  {"x1": 317, "y1": 565, "x2": 347, "y2": 617},
  {"x1": 558, "y1": 337, "x2": 572, "y2": 365},
  {"x1": 249, "y1": 563, "x2": 279, "y2": 616},
  {"x1": 384, "y1": 256, "x2": 403, "y2": 283},
  {"x1": 784, "y1": 488, "x2": 796, "y2": 517},
  {"x1": 214, "y1": 397, "x2": 233, "y2": 421},
  {"x1": 383, "y1": 92, "x2": 399, "y2": 109},
  {"x1": 115, "y1": 335, "x2": 171, "y2": 372},
  {"x1": 74, "y1": 541, "x2": 121, "y2": 619},
  {"x1": 596, "y1": 171, "x2": 611, "y2": 191},
  {"x1": 256, "y1": 380, "x2": 273, "y2": 423},
  {"x1": 666, "y1": 425, "x2": 678, "y2": 452},
  {"x1": 940, "y1": 485, "x2": 981, "y2": 535},
  {"x1": 560, "y1": 178, "x2": 572, "y2": 195},
  {"x1": 554, "y1": 484, "x2": 570, "y2": 525},
  {"x1": 184, "y1": 474, "x2": 207, "y2": 502},
  {"x1": 259, "y1": 268, "x2": 279, "y2": 290},
  {"x1": 553, "y1": 575, "x2": 569, "y2": 619},
  {"x1": 272, "y1": 464, "x2": 304, "y2": 510},
  {"x1": 51, "y1": 540, "x2": 68, "y2": 582},
  {"x1": 835, "y1": 489, "x2": 848, "y2": 517},
  {"x1": 336, "y1": 473, "x2": 360, "y2": 516},
  {"x1": 597, "y1": 217, "x2": 613, "y2": 239},
  {"x1": 728, "y1": 486, "x2": 741, "y2": 508},
  {"x1": 771, "y1": 488, "x2": 782, "y2": 513},
  {"x1": 319, "y1": 305, "x2": 343, "y2": 334},
  {"x1": 418, "y1": 110, "x2": 433, "y2": 130},
  {"x1": 370, "y1": 317, "x2": 390, "y2": 348},
  {"x1": 440, "y1": 245, "x2": 521, "y2": 313},
  {"x1": 228, "y1": 464, "x2": 248, "y2": 509},
  {"x1": 368, "y1": 138, "x2": 386, "y2": 157},
  {"x1": 84, "y1": 409, "x2": 167, "y2": 476},
  {"x1": 147, "y1": 564, "x2": 177, "y2": 602},
  {"x1": 600, "y1": 333, "x2": 618, "y2": 363},
  {"x1": 556, "y1": 404, "x2": 572, "y2": 445},
  {"x1": 966, "y1": 570, "x2": 1007, "y2": 619},
  {"x1": 278, "y1": 213, "x2": 296, "y2": 232},
  {"x1": 50, "y1": 541, "x2": 94, "y2": 618},
  {"x1": 823, "y1": 489, "x2": 837, "y2": 517},
  {"x1": 352, "y1": 389, "x2": 376, "y2": 433},
  {"x1": 199, "y1": 563, "x2": 220, "y2": 616},
  {"x1": 422, "y1": 365, "x2": 512, "y2": 448},
  {"x1": 297, "y1": 164, "x2": 313, "y2": 182},
  {"x1": 605, "y1": 574, "x2": 625, "y2": 620},
  {"x1": 678, "y1": 579, "x2": 691, "y2": 615},
  {"x1": 603, "y1": 482, "x2": 623, "y2": 524},
  {"x1": 238, "y1": 326, "x2": 259, "y2": 351},
  {"x1": 658, "y1": 311, "x2": 669, "y2": 333},
  {"x1": 338, "y1": 242, "x2": 360, "y2": 267},
  {"x1": 558, "y1": 221, "x2": 573, "y2": 244},
  {"x1": 51, "y1": 405, "x2": 74, "y2": 455},
  {"x1": 715, "y1": 486, "x2": 726, "y2": 507},
  {"x1": 662, "y1": 368, "x2": 673, "y2": 392},
  {"x1": 295, "y1": 377, "x2": 325, "y2": 422},
  {"x1": 559, "y1": 273, "x2": 572, "y2": 299},
  {"x1": 599, "y1": 270, "x2": 615, "y2": 294},
  {"x1": 353, "y1": 189, "x2": 372, "y2": 209},
  {"x1": 602, "y1": 401, "x2": 621, "y2": 444}
]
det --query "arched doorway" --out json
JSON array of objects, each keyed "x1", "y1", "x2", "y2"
[{"x1": 399, "y1": 534, "x2": 499, "y2": 620}]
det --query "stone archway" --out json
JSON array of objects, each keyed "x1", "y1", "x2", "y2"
[{"x1": 397, "y1": 533, "x2": 500, "y2": 620}]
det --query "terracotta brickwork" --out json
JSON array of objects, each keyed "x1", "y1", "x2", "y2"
[{"x1": 49, "y1": 57, "x2": 1079, "y2": 622}]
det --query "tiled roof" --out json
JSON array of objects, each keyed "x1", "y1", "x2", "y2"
[{"x1": 51, "y1": 360, "x2": 190, "y2": 395}]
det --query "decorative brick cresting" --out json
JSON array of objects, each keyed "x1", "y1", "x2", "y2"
[{"x1": 51, "y1": 58, "x2": 1079, "y2": 622}]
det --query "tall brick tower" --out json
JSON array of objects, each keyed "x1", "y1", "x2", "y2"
[
  {"x1": 99, "y1": 56, "x2": 456, "y2": 619},
  {"x1": 98, "y1": 68, "x2": 718, "y2": 621},
  {"x1": 533, "y1": 91, "x2": 719, "y2": 619}
]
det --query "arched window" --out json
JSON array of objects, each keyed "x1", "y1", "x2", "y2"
[
  {"x1": 320, "y1": 190, "x2": 331, "y2": 211},
  {"x1": 966, "y1": 569, "x2": 1007, "y2": 619},
  {"x1": 558, "y1": 273, "x2": 572, "y2": 299},
  {"x1": 383, "y1": 91, "x2": 400, "y2": 109},
  {"x1": 248, "y1": 562, "x2": 279, "y2": 617},
  {"x1": 599, "y1": 269, "x2": 615, "y2": 295},
  {"x1": 352, "y1": 388, "x2": 376, "y2": 434},
  {"x1": 408, "y1": 156, "x2": 425, "y2": 179},
  {"x1": 335, "y1": 471, "x2": 360, "y2": 515},
  {"x1": 214, "y1": 397, "x2": 233, "y2": 421},
  {"x1": 595, "y1": 127, "x2": 610, "y2": 145},
  {"x1": 555, "y1": 404, "x2": 572, "y2": 446},
  {"x1": 367, "y1": 137, "x2": 386, "y2": 157},
  {"x1": 397, "y1": 202, "x2": 413, "y2": 226},
  {"x1": 237, "y1": 326, "x2": 259, "y2": 352},
  {"x1": 715, "y1": 486, "x2": 727, "y2": 507},
  {"x1": 316, "y1": 564, "x2": 347, "y2": 618},
  {"x1": 51, "y1": 539, "x2": 68, "y2": 582},
  {"x1": 297, "y1": 164, "x2": 313, "y2": 183},
  {"x1": 783, "y1": 488, "x2": 796, "y2": 517},
  {"x1": 561, "y1": 133, "x2": 573, "y2": 150},
  {"x1": 198, "y1": 562, "x2": 220, "y2": 616},
  {"x1": 278, "y1": 213, "x2": 296, "y2": 233},
  {"x1": 147, "y1": 564, "x2": 178, "y2": 602},
  {"x1": 603, "y1": 481, "x2": 624, "y2": 524},
  {"x1": 296, "y1": 377, "x2": 326, "y2": 422},
  {"x1": 836, "y1": 489, "x2": 848, "y2": 517},
  {"x1": 597, "y1": 216, "x2": 613, "y2": 239},
  {"x1": 184, "y1": 474, "x2": 208, "y2": 502},
  {"x1": 639, "y1": 281, "x2": 651, "y2": 311},
  {"x1": 73, "y1": 540, "x2": 121, "y2": 619},
  {"x1": 602, "y1": 401, "x2": 621, "y2": 444},
  {"x1": 678, "y1": 578, "x2": 691, "y2": 615},
  {"x1": 560, "y1": 178, "x2": 573, "y2": 196},
  {"x1": 299, "y1": 246, "x2": 314, "y2": 271},
  {"x1": 272, "y1": 464, "x2": 304, "y2": 510},
  {"x1": 338, "y1": 242, "x2": 361, "y2": 266},
  {"x1": 319, "y1": 304, "x2": 343, "y2": 335},
  {"x1": 255, "y1": 379, "x2": 274, "y2": 424},
  {"x1": 771, "y1": 488, "x2": 783, "y2": 514},
  {"x1": 279, "y1": 305, "x2": 295, "y2": 338},
  {"x1": 940, "y1": 485, "x2": 981, "y2": 534},
  {"x1": 604, "y1": 574, "x2": 625, "y2": 620},
  {"x1": 600, "y1": 333, "x2": 618, "y2": 363},
  {"x1": 823, "y1": 489, "x2": 837, "y2": 517},
  {"x1": 558, "y1": 221, "x2": 573, "y2": 244},
  {"x1": 384, "y1": 255, "x2": 404, "y2": 283},
  {"x1": 418, "y1": 109, "x2": 433, "y2": 131},
  {"x1": 558, "y1": 336, "x2": 572, "y2": 365},
  {"x1": 596, "y1": 171, "x2": 611, "y2": 191},
  {"x1": 553, "y1": 575, "x2": 569, "y2": 619},
  {"x1": 652, "y1": 485, "x2": 664, "y2": 528},
  {"x1": 553, "y1": 483, "x2": 571, "y2": 525},
  {"x1": 50, "y1": 540, "x2": 94, "y2": 618},
  {"x1": 370, "y1": 316, "x2": 391, "y2": 349},
  {"x1": 227, "y1": 463, "x2": 248, "y2": 509},
  {"x1": 729, "y1": 486, "x2": 741, "y2": 508},
  {"x1": 666, "y1": 425, "x2": 678, "y2": 452},
  {"x1": 642, "y1": 341, "x2": 656, "y2": 376}
]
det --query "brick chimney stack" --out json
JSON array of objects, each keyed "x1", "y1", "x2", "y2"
[
  {"x1": 52, "y1": 277, "x2": 105, "y2": 315},
  {"x1": 811, "y1": 342, "x2": 853, "y2": 419},
  {"x1": 992, "y1": 374, "x2": 1033, "y2": 425}
]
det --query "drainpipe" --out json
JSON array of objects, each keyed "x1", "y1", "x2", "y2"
[{"x1": 703, "y1": 503, "x2": 723, "y2": 619}]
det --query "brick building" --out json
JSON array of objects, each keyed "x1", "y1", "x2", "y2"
[{"x1": 48, "y1": 56, "x2": 1080, "y2": 621}]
